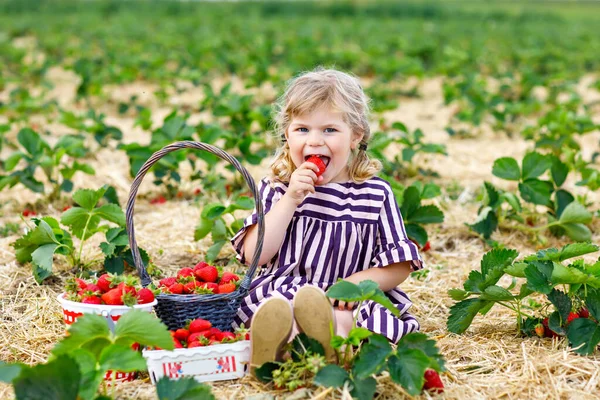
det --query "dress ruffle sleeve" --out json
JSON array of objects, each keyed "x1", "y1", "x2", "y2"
[
  {"x1": 370, "y1": 184, "x2": 424, "y2": 271},
  {"x1": 230, "y1": 177, "x2": 281, "y2": 265}
]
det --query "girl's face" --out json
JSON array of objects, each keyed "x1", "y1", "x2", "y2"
[{"x1": 286, "y1": 105, "x2": 363, "y2": 184}]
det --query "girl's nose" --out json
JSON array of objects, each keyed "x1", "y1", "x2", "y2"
[{"x1": 306, "y1": 129, "x2": 325, "y2": 146}]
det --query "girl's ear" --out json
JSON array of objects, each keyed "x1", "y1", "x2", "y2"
[{"x1": 351, "y1": 133, "x2": 365, "y2": 149}]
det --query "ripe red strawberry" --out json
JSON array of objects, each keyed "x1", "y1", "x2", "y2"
[
  {"x1": 22, "y1": 209, "x2": 37, "y2": 217},
  {"x1": 422, "y1": 369, "x2": 444, "y2": 393},
  {"x1": 196, "y1": 266, "x2": 218, "y2": 283},
  {"x1": 194, "y1": 261, "x2": 209, "y2": 271},
  {"x1": 306, "y1": 156, "x2": 327, "y2": 177},
  {"x1": 137, "y1": 288, "x2": 155, "y2": 304},
  {"x1": 534, "y1": 323, "x2": 545, "y2": 338},
  {"x1": 85, "y1": 283, "x2": 101, "y2": 294},
  {"x1": 173, "y1": 338, "x2": 183, "y2": 349},
  {"x1": 150, "y1": 195, "x2": 167, "y2": 205},
  {"x1": 579, "y1": 307, "x2": 590, "y2": 318},
  {"x1": 566, "y1": 312, "x2": 579, "y2": 325},
  {"x1": 542, "y1": 317, "x2": 559, "y2": 338},
  {"x1": 208, "y1": 327, "x2": 222, "y2": 338},
  {"x1": 202, "y1": 282, "x2": 219, "y2": 294},
  {"x1": 66, "y1": 277, "x2": 88, "y2": 294},
  {"x1": 174, "y1": 329, "x2": 190, "y2": 341},
  {"x1": 194, "y1": 188, "x2": 202, "y2": 195},
  {"x1": 168, "y1": 283, "x2": 184, "y2": 294},
  {"x1": 184, "y1": 281, "x2": 200, "y2": 294},
  {"x1": 177, "y1": 268, "x2": 195, "y2": 278},
  {"x1": 220, "y1": 272, "x2": 240, "y2": 284},
  {"x1": 82, "y1": 296, "x2": 102, "y2": 304},
  {"x1": 116, "y1": 282, "x2": 136, "y2": 296},
  {"x1": 101, "y1": 288, "x2": 124, "y2": 305},
  {"x1": 97, "y1": 273, "x2": 116, "y2": 293},
  {"x1": 422, "y1": 241, "x2": 431, "y2": 252},
  {"x1": 159, "y1": 277, "x2": 177, "y2": 288},
  {"x1": 218, "y1": 282, "x2": 236, "y2": 294},
  {"x1": 188, "y1": 341, "x2": 203, "y2": 348},
  {"x1": 189, "y1": 319, "x2": 212, "y2": 333},
  {"x1": 220, "y1": 332, "x2": 236, "y2": 342},
  {"x1": 188, "y1": 332, "x2": 204, "y2": 343}
]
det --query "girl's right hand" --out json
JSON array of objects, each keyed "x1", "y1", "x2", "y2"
[{"x1": 284, "y1": 162, "x2": 323, "y2": 206}]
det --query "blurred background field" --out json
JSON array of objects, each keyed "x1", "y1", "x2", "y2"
[{"x1": 1, "y1": 1, "x2": 599, "y2": 399}]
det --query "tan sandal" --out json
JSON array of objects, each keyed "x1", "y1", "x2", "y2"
[
  {"x1": 250, "y1": 297, "x2": 293, "y2": 375},
  {"x1": 293, "y1": 286, "x2": 337, "y2": 362}
]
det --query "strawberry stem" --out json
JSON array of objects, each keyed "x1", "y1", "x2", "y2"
[{"x1": 77, "y1": 213, "x2": 94, "y2": 270}]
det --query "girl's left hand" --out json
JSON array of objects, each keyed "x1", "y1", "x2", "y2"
[{"x1": 330, "y1": 298, "x2": 357, "y2": 311}]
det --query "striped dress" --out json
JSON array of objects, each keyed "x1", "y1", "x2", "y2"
[{"x1": 230, "y1": 176, "x2": 424, "y2": 343}]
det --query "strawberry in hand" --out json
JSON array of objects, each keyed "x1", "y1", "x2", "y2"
[{"x1": 306, "y1": 156, "x2": 327, "y2": 177}]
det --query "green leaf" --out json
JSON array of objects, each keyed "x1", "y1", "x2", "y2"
[
  {"x1": 448, "y1": 288, "x2": 470, "y2": 301},
  {"x1": 346, "y1": 327, "x2": 373, "y2": 347},
  {"x1": 30, "y1": 220, "x2": 59, "y2": 245},
  {"x1": 400, "y1": 186, "x2": 421, "y2": 220},
  {"x1": 447, "y1": 298, "x2": 492, "y2": 334},
  {"x1": 114, "y1": 310, "x2": 174, "y2": 350},
  {"x1": 291, "y1": 332, "x2": 325, "y2": 361},
  {"x1": 60, "y1": 207, "x2": 92, "y2": 239},
  {"x1": 555, "y1": 189, "x2": 574, "y2": 219},
  {"x1": 505, "y1": 262, "x2": 527, "y2": 278},
  {"x1": 467, "y1": 207, "x2": 498, "y2": 239},
  {"x1": 492, "y1": 157, "x2": 520, "y2": 181},
  {"x1": 94, "y1": 204, "x2": 126, "y2": 227},
  {"x1": 404, "y1": 223, "x2": 428, "y2": 247},
  {"x1": 483, "y1": 182, "x2": 500, "y2": 207},
  {"x1": 421, "y1": 183, "x2": 441, "y2": 199},
  {"x1": 550, "y1": 157, "x2": 569, "y2": 187},
  {"x1": 205, "y1": 240, "x2": 226, "y2": 262},
  {"x1": 350, "y1": 376, "x2": 377, "y2": 400},
  {"x1": 13, "y1": 355, "x2": 80, "y2": 400},
  {"x1": 73, "y1": 187, "x2": 107, "y2": 210},
  {"x1": 502, "y1": 192, "x2": 521, "y2": 212},
  {"x1": 155, "y1": 376, "x2": 216, "y2": 400},
  {"x1": 548, "y1": 311, "x2": 566, "y2": 336},
  {"x1": 5, "y1": 151, "x2": 24, "y2": 171},
  {"x1": 253, "y1": 362, "x2": 278, "y2": 383},
  {"x1": 551, "y1": 262, "x2": 589, "y2": 284},
  {"x1": 559, "y1": 202, "x2": 593, "y2": 224},
  {"x1": 524, "y1": 261, "x2": 554, "y2": 294},
  {"x1": 521, "y1": 152, "x2": 551, "y2": 180},
  {"x1": 562, "y1": 223, "x2": 592, "y2": 242},
  {"x1": 480, "y1": 285, "x2": 514, "y2": 301},
  {"x1": 396, "y1": 332, "x2": 446, "y2": 371},
  {"x1": 0, "y1": 361, "x2": 24, "y2": 383},
  {"x1": 18, "y1": 128, "x2": 47, "y2": 157},
  {"x1": 463, "y1": 270, "x2": 484, "y2": 293},
  {"x1": 584, "y1": 288, "x2": 600, "y2": 321},
  {"x1": 326, "y1": 280, "x2": 364, "y2": 302},
  {"x1": 201, "y1": 203, "x2": 226, "y2": 220},
  {"x1": 235, "y1": 196, "x2": 255, "y2": 210},
  {"x1": 313, "y1": 364, "x2": 349, "y2": 388},
  {"x1": 518, "y1": 179, "x2": 553, "y2": 206},
  {"x1": 352, "y1": 334, "x2": 393, "y2": 379},
  {"x1": 566, "y1": 318, "x2": 600, "y2": 355},
  {"x1": 52, "y1": 314, "x2": 111, "y2": 357},
  {"x1": 194, "y1": 218, "x2": 213, "y2": 241},
  {"x1": 481, "y1": 248, "x2": 519, "y2": 285},
  {"x1": 388, "y1": 349, "x2": 431, "y2": 396},
  {"x1": 409, "y1": 205, "x2": 444, "y2": 224},
  {"x1": 547, "y1": 289, "x2": 572, "y2": 322},
  {"x1": 99, "y1": 344, "x2": 147, "y2": 372},
  {"x1": 211, "y1": 219, "x2": 227, "y2": 241},
  {"x1": 31, "y1": 243, "x2": 58, "y2": 282}
]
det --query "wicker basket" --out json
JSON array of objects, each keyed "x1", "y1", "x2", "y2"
[{"x1": 125, "y1": 141, "x2": 265, "y2": 331}]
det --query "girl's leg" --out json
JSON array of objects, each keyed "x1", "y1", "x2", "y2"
[{"x1": 334, "y1": 309, "x2": 354, "y2": 338}]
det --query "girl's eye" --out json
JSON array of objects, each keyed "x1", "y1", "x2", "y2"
[
  {"x1": 297, "y1": 127, "x2": 309, "y2": 132},
  {"x1": 324, "y1": 128, "x2": 337, "y2": 133}
]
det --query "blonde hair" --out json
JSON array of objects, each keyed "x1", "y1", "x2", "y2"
[{"x1": 270, "y1": 67, "x2": 382, "y2": 183}]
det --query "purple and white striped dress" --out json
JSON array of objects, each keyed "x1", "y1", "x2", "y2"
[{"x1": 230, "y1": 176, "x2": 424, "y2": 343}]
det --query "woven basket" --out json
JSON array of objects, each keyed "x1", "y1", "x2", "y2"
[{"x1": 126, "y1": 141, "x2": 265, "y2": 331}]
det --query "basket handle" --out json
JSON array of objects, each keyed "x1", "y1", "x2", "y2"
[{"x1": 125, "y1": 141, "x2": 265, "y2": 290}]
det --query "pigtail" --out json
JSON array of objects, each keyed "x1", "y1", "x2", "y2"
[{"x1": 348, "y1": 143, "x2": 382, "y2": 183}]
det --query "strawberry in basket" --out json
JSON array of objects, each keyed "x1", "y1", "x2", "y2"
[
  {"x1": 64, "y1": 274, "x2": 156, "y2": 305},
  {"x1": 157, "y1": 262, "x2": 243, "y2": 295},
  {"x1": 149, "y1": 318, "x2": 250, "y2": 350}
]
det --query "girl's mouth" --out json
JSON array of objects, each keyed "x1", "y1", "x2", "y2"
[{"x1": 304, "y1": 155, "x2": 330, "y2": 167}]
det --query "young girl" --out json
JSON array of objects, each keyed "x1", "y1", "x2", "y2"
[{"x1": 230, "y1": 68, "x2": 423, "y2": 367}]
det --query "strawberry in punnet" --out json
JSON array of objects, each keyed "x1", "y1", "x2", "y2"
[
  {"x1": 220, "y1": 332, "x2": 236, "y2": 342},
  {"x1": 97, "y1": 273, "x2": 117, "y2": 293},
  {"x1": 196, "y1": 265, "x2": 218, "y2": 283},
  {"x1": 101, "y1": 288, "x2": 124, "y2": 305},
  {"x1": 173, "y1": 338, "x2": 184, "y2": 349},
  {"x1": 81, "y1": 295, "x2": 102, "y2": 304},
  {"x1": 218, "y1": 282, "x2": 236, "y2": 294},
  {"x1": 177, "y1": 267, "x2": 195, "y2": 279},
  {"x1": 306, "y1": 155, "x2": 327, "y2": 177},
  {"x1": 189, "y1": 319, "x2": 212, "y2": 333},
  {"x1": 174, "y1": 329, "x2": 190, "y2": 341},
  {"x1": 235, "y1": 324, "x2": 250, "y2": 341},
  {"x1": 66, "y1": 277, "x2": 88, "y2": 294},
  {"x1": 422, "y1": 369, "x2": 444, "y2": 393},
  {"x1": 220, "y1": 272, "x2": 240, "y2": 284},
  {"x1": 188, "y1": 341, "x2": 203, "y2": 348},
  {"x1": 85, "y1": 283, "x2": 101, "y2": 294},
  {"x1": 136, "y1": 288, "x2": 155, "y2": 304}
]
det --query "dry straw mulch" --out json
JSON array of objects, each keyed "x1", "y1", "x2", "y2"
[{"x1": 1, "y1": 69, "x2": 600, "y2": 399}]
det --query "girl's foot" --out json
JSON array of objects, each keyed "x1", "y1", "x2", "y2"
[
  {"x1": 293, "y1": 286, "x2": 337, "y2": 362},
  {"x1": 250, "y1": 297, "x2": 294, "y2": 375}
]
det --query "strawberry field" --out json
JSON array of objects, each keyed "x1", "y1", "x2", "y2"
[{"x1": 1, "y1": 0, "x2": 600, "y2": 399}]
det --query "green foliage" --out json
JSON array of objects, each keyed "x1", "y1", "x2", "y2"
[
  {"x1": 60, "y1": 109, "x2": 123, "y2": 147},
  {"x1": 0, "y1": 128, "x2": 94, "y2": 201},
  {"x1": 398, "y1": 185, "x2": 445, "y2": 247},
  {"x1": 447, "y1": 243, "x2": 600, "y2": 354},
  {"x1": 195, "y1": 195, "x2": 254, "y2": 262},
  {"x1": 155, "y1": 376, "x2": 215, "y2": 400},
  {"x1": 2, "y1": 310, "x2": 179, "y2": 400}
]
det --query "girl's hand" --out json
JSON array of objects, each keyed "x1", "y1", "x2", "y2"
[
  {"x1": 284, "y1": 162, "x2": 323, "y2": 206},
  {"x1": 330, "y1": 298, "x2": 357, "y2": 311}
]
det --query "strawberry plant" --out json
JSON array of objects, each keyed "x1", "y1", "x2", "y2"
[
  {"x1": 447, "y1": 243, "x2": 600, "y2": 355},
  {"x1": 0, "y1": 128, "x2": 94, "y2": 201},
  {"x1": 468, "y1": 151, "x2": 595, "y2": 242},
  {"x1": 195, "y1": 196, "x2": 255, "y2": 262},
  {"x1": 60, "y1": 108, "x2": 123, "y2": 147},
  {"x1": 369, "y1": 122, "x2": 447, "y2": 179},
  {"x1": 0, "y1": 310, "x2": 215, "y2": 400},
  {"x1": 11, "y1": 185, "x2": 129, "y2": 282}
]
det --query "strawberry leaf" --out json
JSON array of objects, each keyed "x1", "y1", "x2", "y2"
[
  {"x1": 405, "y1": 222, "x2": 428, "y2": 246},
  {"x1": 388, "y1": 349, "x2": 431, "y2": 396},
  {"x1": 521, "y1": 152, "x2": 551, "y2": 180},
  {"x1": 0, "y1": 361, "x2": 24, "y2": 383},
  {"x1": 447, "y1": 298, "x2": 492, "y2": 334},
  {"x1": 194, "y1": 218, "x2": 212, "y2": 240},
  {"x1": 31, "y1": 243, "x2": 58, "y2": 283},
  {"x1": 114, "y1": 309, "x2": 174, "y2": 350},
  {"x1": 559, "y1": 202, "x2": 593, "y2": 225},
  {"x1": 73, "y1": 187, "x2": 107, "y2": 211},
  {"x1": 94, "y1": 204, "x2": 126, "y2": 226},
  {"x1": 467, "y1": 207, "x2": 498, "y2": 239},
  {"x1": 547, "y1": 289, "x2": 572, "y2": 322},
  {"x1": 492, "y1": 157, "x2": 520, "y2": 181},
  {"x1": 326, "y1": 280, "x2": 363, "y2": 302},
  {"x1": 313, "y1": 364, "x2": 349, "y2": 388},
  {"x1": 52, "y1": 314, "x2": 112, "y2": 357},
  {"x1": 350, "y1": 376, "x2": 377, "y2": 400},
  {"x1": 155, "y1": 376, "x2": 216, "y2": 400},
  {"x1": 99, "y1": 344, "x2": 147, "y2": 372},
  {"x1": 13, "y1": 355, "x2": 80, "y2": 400},
  {"x1": 352, "y1": 335, "x2": 392, "y2": 379},
  {"x1": 518, "y1": 179, "x2": 553, "y2": 206},
  {"x1": 409, "y1": 205, "x2": 444, "y2": 224},
  {"x1": 524, "y1": 261, "x2": 553, "y2": 294},
  {"x1": 480, "y1": 285, "x2": 514, "y2": 301},
  {"x1": 396, "y1": 332, "x2": 445, "y2": 371},
  {"x1": 556, "y1": 243, "x2": 599, "y2": 261},
  {"x1": 567, "y1": 318, "x2": 600, "y2": 355}
]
